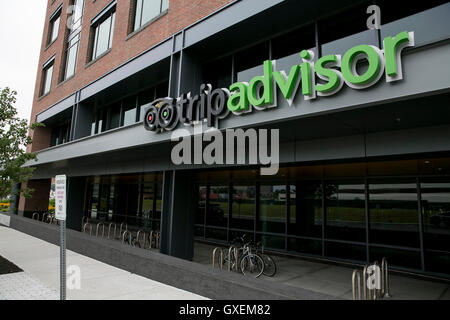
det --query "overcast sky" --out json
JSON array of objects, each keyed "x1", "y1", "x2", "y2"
[{"x1": 0, "y1": 0, "x2": 47, "y2": 123}]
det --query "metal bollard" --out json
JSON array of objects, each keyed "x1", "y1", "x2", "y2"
[
  {"x1": 381, "y1": 257, "x2": 392, "y2": 298},
  {"x1": 212, "y1": 247, "x2": 224, "y2": 269},
  {"x1": 352, "y1": 269, "x2": 362, "y2": 300}
]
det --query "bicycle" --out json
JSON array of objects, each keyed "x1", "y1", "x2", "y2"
[
  {"x1": 255, "y1": 241, "x2": 277, "y2": 277},
  {"x1": 123, "y1": 230, "x2": 141, "y2": 248},
  {"x1": 239, "y1": 241, "x2": 265, "y2": 278}
]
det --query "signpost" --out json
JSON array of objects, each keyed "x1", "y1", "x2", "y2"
[{"x1": 55, "y1": 175, "x2": 67, "y2": 300}]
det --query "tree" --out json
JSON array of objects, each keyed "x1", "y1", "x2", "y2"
[{"x1": 0, "y1": 87, "x2": 43, "y2": 200}]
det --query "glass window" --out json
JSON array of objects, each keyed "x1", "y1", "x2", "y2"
[
  {"x1": 258, "y1": 184, "x2": 286, "y2": 234},
  {"x1": 132, "y1": 0, "x2": 169, "y2": 32},
  {"x1": 420, "y1": 178, "x2": 450, "y2": 274},
  {"x1": 271, "y1": 24, "x2": 315, "y2": 60},
  {"x1": 91, "y1": 9, "x2": 115, "y2": 61},
  {"x1": 318, "y1": 2, "x2": 370, "y2": 46},
  {"x1": 48, "y1": 11, "x2": 61, "y2": 45},
  {"x1": 368, "y1": 179, "x2": 420, "y2": 248},
  {"x1": 122, "y1": 97, "x2": 137, "y2": 126},
  {"x1": 203, "y1": 56, "x2": 232, "y2": 89},
  {"x1": 63, "y1": 34, "x2": 80, "y2": 80},
  {"x1": 231, "y1": 185, "x2": 255, "y2": 231},
  {"x1": 69, "y1": 0, "x2": 85, "y2": 31},
  {"x1": 325, "y1": 181, "x2": 366, "y2": 242},
  {"x1": 207, "y1": 185, "x2": 229, "y2": 228},
  {"x1": 108, "y1": 103, "x2": 121, "y2": 130},
  {"x1": 41, "y1": 61, "x2": 54, "y2": 96},
  {"x1": 138, "y1": 87, "x2": 155, "y2": 122},
  {"x1": 288, "y1": 182, "x2": 322, "y2": 238},
  {"x1": 196, "y1": 186, "x2": 206, "y2": 225},
  {"x1": 235, "y1": 42, "x2": 269, "y2": 82}
]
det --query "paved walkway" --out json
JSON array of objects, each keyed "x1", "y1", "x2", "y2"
[
  {"x1": 194, "y1": 242, "x2": 450, "y2": 300},
  {"x1": 0, "y1": 227, "x2": 207, "y2": 300}
]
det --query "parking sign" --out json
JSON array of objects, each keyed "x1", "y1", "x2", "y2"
[{"x1": 55, "y1": 175, "x2": 67, "y2": 221}]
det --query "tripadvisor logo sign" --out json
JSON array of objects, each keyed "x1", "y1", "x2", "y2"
[{"x1": 144, "y1": 31, "x2": 414, "y2": 133}]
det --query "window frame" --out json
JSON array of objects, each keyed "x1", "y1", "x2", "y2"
[
  {"x1": 130, "y1": 0, "x2": 169, "y2": 34},
  {"x1": 40, "y1": 56, "x2": 55, "y2": 97},
  {"x1": 47, "y1": 5, "x2": 62, "y2": 46},
  {"x1": 89, "y1": 2, "x2": 116, "y2": 62}
]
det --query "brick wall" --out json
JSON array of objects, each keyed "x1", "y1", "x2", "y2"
[{"x1": 28, "y1": 0, "x2": 234, "y2": 152}]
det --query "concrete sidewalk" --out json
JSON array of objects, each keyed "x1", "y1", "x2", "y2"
[{"x1": 0, "y1": 226, "x2": 207, "y2": 300}]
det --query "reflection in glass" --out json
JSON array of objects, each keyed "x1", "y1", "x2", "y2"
[
  {"x1": 421, "y1": 179, "x2": 450, "y2": 274},
  {"x1": 369, "y1": 181, "x2": 419, "y2": 248},
  {"x1": 325, "y1": 182, "x2": 366, "y2": 242},
  {"x1": 288, "y1": 182, "x2": 322, "y2": 238},
  {"x1": 231, "y1": 185, "x2": 255, "y2": 231},
  {"x1": 258, "y1": 184, "x2": 286, "y2": 234},
  {"x1": 207, "y1": 185, "x2": 228, "y2": 228}
]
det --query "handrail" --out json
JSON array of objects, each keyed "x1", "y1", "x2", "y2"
[
  {"x1": 381, "y1": 257, "x2": 392, "y2": 298},
  {"x1": 83, "y1": 223, "x2": 93, "y2": 236},
  {"x1": 107, "y1": 223, "x2": 117, "y2": 239},
  {"x1": 212, "y1": 247, "x2": 224, "y2": 269},
  {"x1": 227, "y1": 246, "x2": 239, "y2": 272},
  {"x1": 96, "y1": 222, "x2": 105, "y2": 238},
  {"x1": 32, "y1": 213, "x2": 40, "y2": 220},
  {"x1": 352, "y1": 269, "x2": 362, "y2": 300}
]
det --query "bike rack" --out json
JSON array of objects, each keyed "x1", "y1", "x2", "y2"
[
  {"x1": 155, "y1": 232, "x2": 160, "y2": 249},
  {"x1": 352, "y1": 269, "x2": 362, "y2": 300},
  {"x1": 107, "y1": 223, "x2": 117, "y2": 239},
  {"x1": 381, "y1": 257, "x2": 392, "y2": 298},
  {"x1": 32, "y1": 212, "x2": 40, "y2": 221},
  {"x1": 136, "y1": 230, "x2": 146, "y2": 247},
  {"x1": 212, "y1": 247, "x2": 224, "y2": 269},
  {"x1": 227, "y1": 246, "x2": 239, "y2": 272},
  {"x1": 42, "y1": 213, "x2": 49, "y2": 223},
  {"x1": 119, "y1": 222, "x2": 128, "y2": 238},
  {"x1": 96, "y1": 222, "x2": 105, "y2": 238},
  {"x1": 83, "y1": 223, "x2": 93, "y2": 236},
  {"x1": 82, "y1": 217, "x2": 89, "y2": 226},
  {"x1": 122, "y1": 230, "x2": 131, "y2": 245}
]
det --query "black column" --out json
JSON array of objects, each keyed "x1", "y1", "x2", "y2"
[
  {"x1": 160, "y1": 170, "x2": 196, "y2": 260},
  {"x1": 66, "y1": 177, "x2": 86, "y2": 231}
]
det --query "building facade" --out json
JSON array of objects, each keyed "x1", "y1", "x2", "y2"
[{"x1": 16, "y1": 0, "x2": 450, "y2": 280}]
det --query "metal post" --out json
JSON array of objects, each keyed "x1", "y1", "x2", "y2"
[
  {"x1": 381, "y1": 257, "x2": 392, "y2": 298},
  {"x1": 363, "y1": 265, "x2": 369, "y2": 300},
  {"x1": 60, "y1": 220, "x2": 66, "y2": 300},
  {"x1": 352, "y1": 270, "x2": 362, "y2": 300},
  {"x1": 373, "y1": 260, "x2": 380, "y2": 300}
]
